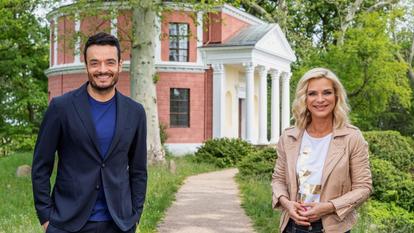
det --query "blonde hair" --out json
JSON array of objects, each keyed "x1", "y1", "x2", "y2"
[{"x1": 292, "y1": 67, "x2": 350, "y2": 129}]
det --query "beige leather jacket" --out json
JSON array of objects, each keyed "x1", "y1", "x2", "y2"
[{"x1": 271, "y1": 124, "x2": 372, "y2": 233}]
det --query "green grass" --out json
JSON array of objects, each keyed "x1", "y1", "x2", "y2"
[
  {"x1": 236, "y1": 176, "x2": 281, "y2": 233},
  {"x1": 236, "y1": 175, "x2": 375, "y2": 233},
  {"x1": 0, "y1": 152, "x2": 218, "y2": 233}
]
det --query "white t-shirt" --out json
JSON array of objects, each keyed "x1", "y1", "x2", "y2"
[{"x1": 296, "y1": 130, "x2": 332, "y2": 204}]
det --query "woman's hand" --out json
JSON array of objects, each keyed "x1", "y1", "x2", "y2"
[
  {"x1": 279, "y1": 196, "x2": 310, "y2": 226},
  {"x1": 298, "y1": 202, "x2": 335, "y2": 222}
]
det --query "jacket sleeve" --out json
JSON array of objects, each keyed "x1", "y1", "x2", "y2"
[
  {"x1": 31, "y1": 99, "x2": 61, "y2": 225},
  {"x1": 329, "y1": 130, "x2": 372, "y2": 221},
  {"x1": 271, "y1": 134, "x2": 290, "y2": 209},
  {"x1": 128, "y1": 104, "x2": 148, "y2": 223}
]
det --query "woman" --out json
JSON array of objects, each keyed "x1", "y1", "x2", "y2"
[{"x1": 271, "y1": 68, "x2": 372, "y2": 233}]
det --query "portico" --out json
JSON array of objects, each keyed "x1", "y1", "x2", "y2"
[{"x1": 201, "y1": 24, "x2": 296, "y2": 145}]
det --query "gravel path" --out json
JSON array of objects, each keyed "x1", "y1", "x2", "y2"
[{"x1": 157, "y1": 168, "x2": 256, "y2": 233}]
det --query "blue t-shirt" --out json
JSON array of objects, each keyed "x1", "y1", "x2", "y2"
[{"x1": 88, "y1": 94, "x2": 116, "y2": 221}]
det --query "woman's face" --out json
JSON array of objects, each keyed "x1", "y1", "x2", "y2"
[{"x1": 306, "y1": 78, "x2": 336, "y2": 121}]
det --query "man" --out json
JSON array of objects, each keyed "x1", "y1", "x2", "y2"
[{"x1": 32, "y1": 32, "x2": 147, "y2": 233}]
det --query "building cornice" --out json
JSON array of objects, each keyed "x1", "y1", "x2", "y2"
[{"x1": 45, "y1": 61, "x2": 206, "y2": 76}]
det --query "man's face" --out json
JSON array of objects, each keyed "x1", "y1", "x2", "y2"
[{"x1": 85, "y1": 45, "x2": 122, "y2": 92}]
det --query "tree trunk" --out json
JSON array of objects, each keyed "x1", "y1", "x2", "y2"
[{"x1": 130, "y1": 0, "x2": 165, "y2": 162}]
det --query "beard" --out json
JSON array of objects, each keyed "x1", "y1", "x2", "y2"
[{"x1": 87, "y1": 70, "x2": 119, "y2": 93}]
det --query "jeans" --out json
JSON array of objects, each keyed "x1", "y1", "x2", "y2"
[
  {"x1": 283, "y1": 219, "x2": 350, "y2": 233},
  {"x1": 46, "y1": 221, "x2": 136, "y2": 233}
]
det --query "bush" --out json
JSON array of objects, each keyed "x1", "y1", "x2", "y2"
[
  {"x1": 370, "y1": 158, "x2": 414, "y2": 212},
  {"x1": 363, "y1": 131, "x2": 414, "y2": 172},
  {"x1": 238, "y1": 147, "x2": 277, "y2": 179},
  {"x1": 362, "y1": 200, "x2": 414, "y2": 233},
  {"x1": 194, "y1": 138, "x2": 254, "y2": 168}
]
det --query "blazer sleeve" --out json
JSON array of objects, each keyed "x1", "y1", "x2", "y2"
[
  {"x1": 329, "y1": 130, "x2": 373, "y2": 221},
  {"x1": 31, "y1": 99, "x2": 61, "y2": 225},
  {"x1": 271, "y1": 133, "x2": 290, "y2": 209},
  {"x1": 128, "y1": 104, "x2": 148, "y2": 223}
]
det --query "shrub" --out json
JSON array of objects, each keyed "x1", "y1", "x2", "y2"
[
  {"x1": 194, "y1": 138, "x2": 254, "y2": 168},
  {"x1": 363, "y1": 131, "x2": 414, "y2": 172},
  {"x1": 362, "y1": 200, "x2": 414, "y2": 233},
  {"x1": 238, "y1": 147, "x2": 277, "y2": 179},
  {"x1": 370, "y1": 158, "x2": 414, "y2": 212}
]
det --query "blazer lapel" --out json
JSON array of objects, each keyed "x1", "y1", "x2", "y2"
[
  {"x1": 285, "y1": 128, "x2": 303, "y2": 201},
  {"x1": 321, "y1": 128, "x2": 348, "y2": 189},
  {"x1": 72, "y1": 83, "x2": 102, "y2": 162},
  {"x1": 103, "y1": 91, "x2": 129, "y2": 161}
]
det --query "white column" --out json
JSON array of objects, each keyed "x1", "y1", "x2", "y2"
[
  {"x1": 74, "y1": 14, "x2": 81, "y2": 64},
  {"x1": 258, "y1": 66, "x2": 268, "y2": 144},
  {"x1": 53, "y1": 16, "x2": 58, "y2": 66},
  {"x1": 244, "y1": 62, "x2": 255, "y2": 143},
  {"x1": 154, "y1": 14, "x2": 161, "y2": 63},
  {"x1": 49, "y1": 19, "x2": 53, "y2": 67},
  {"x1": 196, "y1": 11, "x2": 203, "y2": 65},
  {"x1": 110, "y1": 12, "x2": 118, "y2": 37},
  {"x1": 281, "y1": 72, "x2": 292, "y2": 131},
  {"x1": 212, "y1": 64, "x2": 225, "y2": 138},
  {"x1": 269, "y1": 69, "x2": 280, "y2": 144}
]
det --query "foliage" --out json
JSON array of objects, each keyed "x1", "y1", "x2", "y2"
[
  {"x1": 0, "y1": 0, "x2": 49, "y2": 155},
  {"x1": 370, "y1": 158, "x2": 414, "y2": 212},
  {"x1": 238, "y1": 147, "x2": 277, "y2": 179},
  {"x1": 194, "y1": 138, "x2": 254, "y2": 168},
  {"x1": 0, "y1": 152, "x2": 219, "y2": 233},
  {"x1": 362, "y1": 200, "x2": 414, "y2": 233},
  {"x1": 363, "y1": 130, "x2": 414, "y2": 172}
]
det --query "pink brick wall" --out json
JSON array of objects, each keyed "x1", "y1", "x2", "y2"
[
  {"x1": 161, "y1": 11, "x2": 198, "y2": 62},
  {"x1": 48, "y1": 72, "x2": 130, "y2": 101},
  {"x1": 80, "y1": 14, "x2": 111, "y2": 63},
  {"x1": 156, "y1": 72, "x2": 206, "y2": 143},
  {"x1": 203, "y1": 12, "x2": 250, "y2": 44},
  {"x1": 117, "y1": 10, "x2": 132, "y2": 62}
]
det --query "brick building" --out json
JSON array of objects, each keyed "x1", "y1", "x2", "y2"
[{"x1": 46, "y1": 3, "x2": 296, "y2": 155}]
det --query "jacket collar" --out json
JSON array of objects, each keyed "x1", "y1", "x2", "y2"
[
  {"x1": 72, "y1": 82, "x2": 129, "y2": 162},
  {"x1": 284, "y1": 124, "x2": 353, "y2": 198},
  {"x1": 286, "y1": 124, "x2": 353, "y2": 140}
]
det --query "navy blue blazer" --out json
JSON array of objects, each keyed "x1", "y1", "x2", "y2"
[{"x1": 32, "y1": 83, "x2": 147, "y2": 232}]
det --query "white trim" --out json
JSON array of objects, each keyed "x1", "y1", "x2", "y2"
[
  {"x1": 53, "y1": 16, "x2": 58, "y2": 66},
  {"x1": 49, "y1": 20, "x2": 53, "y2": 67},
  {"x1": 164, "y1": 143, "x2": 202, "y2": 156},
  {"x1": 221, "y1": 4, "x2": 265, "y2": 25},
  {"x1": 111, "y1": 13, "x2": 118, "y2": 37},
  {"x1": 45, "y1": 61, "x2": 207, "y2": 76},
  {"x1": 196, "y1": 11, "x2": 203, "y2": 66},
  {"x1": 74, "y1": 13, "x2": 81, "y2": 64}
]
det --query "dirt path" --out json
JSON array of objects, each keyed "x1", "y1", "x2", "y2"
[{"x1": 157, "y1": 168, "x2": 256, "y2": 233}]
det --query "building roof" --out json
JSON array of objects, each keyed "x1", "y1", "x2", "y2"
[{"x1": 203, "y1": 24, "x2": 275, "y2": 48}]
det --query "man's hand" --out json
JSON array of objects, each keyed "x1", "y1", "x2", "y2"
[
  {"x1": 279, "y1": 196, "x2": 310, "y2": 226},
  {"x1": 42, "y1": 221, "x2": 49, "y2": 232},
  {"x1": 298, "y1": 202, "x2": 335, "y2": 222}
]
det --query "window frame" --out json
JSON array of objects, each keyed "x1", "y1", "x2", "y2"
[
  {"x1": 169, "y1": 88, "x2": 190, "y2": 128},
  {"x1": 168, "y1": 23, "x2": 189, "y2": 62}
]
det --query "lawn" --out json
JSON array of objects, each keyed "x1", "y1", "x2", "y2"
[
  {"x1": 0, "y1": 152, "x2": 218, "y2": 233},
  {"x1": 236, "y1": 176, "x2": 378, "y2": 233}
]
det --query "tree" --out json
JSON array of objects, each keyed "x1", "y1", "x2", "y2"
[
  {"x1": 55, "y1": 0, "x2": 223, "y2": 162},
  {"x1": 0, "y1": 0, "x2": 49, "y2": 155}
]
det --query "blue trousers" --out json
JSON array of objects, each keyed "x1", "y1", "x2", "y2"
[{"x1": 46, "y1": 221, "x2": 136, "y2": 233}]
